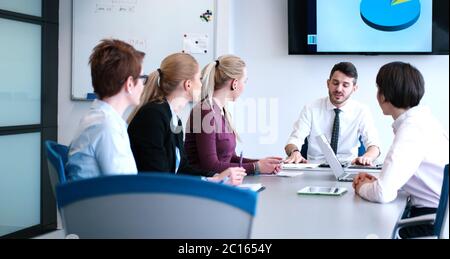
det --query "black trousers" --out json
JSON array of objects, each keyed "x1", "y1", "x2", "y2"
[{"x1": 399, "y1": 206, "x2": 437, "y2": 239}]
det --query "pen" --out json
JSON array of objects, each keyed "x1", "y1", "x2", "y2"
[{"x1": 239, "y1": 151, "x2": 244, "y2": 168}]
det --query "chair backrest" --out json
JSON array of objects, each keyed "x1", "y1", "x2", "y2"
[
  {"x1": 439, "y1": 196, "x2": 449, "y2": 239},
  {"x1": 300, "y1": 138, "x2": 309, "y2": 159},
  {"x1": 45, "y1": 141, "x2": 69, "y2": 196},
  {"x1": 435, "y1": 164, "x2": 449, "y2": 239},
  {"x1": 357, "y1": 137, "x2": 366, "y2": 157},
  {"x1": 56, "y1": 174, "x2": 258, "y2": 239},
  {"x1": 301, "y1": 136, "x2": 366, "y2": 158}
]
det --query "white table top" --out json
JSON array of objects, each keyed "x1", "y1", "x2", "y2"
[{"x1": 246, "y1": 170, "x2": 407, "y2": 239}]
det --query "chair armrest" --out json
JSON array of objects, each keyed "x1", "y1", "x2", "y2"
[
  {"x1": 396, "y1": 213, "x2": 436, "y2": 228},
  {"x1": 392, "y1": 214, "x2": 436, "y2": 239}
]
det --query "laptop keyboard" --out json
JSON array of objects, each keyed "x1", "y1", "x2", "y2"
[
  {"x1": 347, "y1": 165, "x2": 382, "y2": 170},
  {"x1": 341, "y1": 173, "x2": 357, "y2": 181}
]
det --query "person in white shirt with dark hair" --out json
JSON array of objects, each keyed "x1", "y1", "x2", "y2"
[
  {"x1": 66, "y1": 39, "x2": 146, "y2": 181},
  {"x1": 353, "y1": 62, "x2": 449, "y2": 238},
  {"x1": 285, "y1": 62, "x2": 381, "y2": 165}
]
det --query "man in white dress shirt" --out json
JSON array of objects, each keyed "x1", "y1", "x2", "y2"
[
  {"x1": 285, "y1": 62, "x2": 381, "y2": 165},
  {"x1": 353, "y1": 62, "x2": 449, "y2": 238},
  {"x1": 66, "y1": 39, "x2": 147, "y2": 181}
]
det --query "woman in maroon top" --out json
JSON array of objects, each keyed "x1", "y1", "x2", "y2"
[{"x1": 185, "y1": 55, "x2": 282, "y2": 175}]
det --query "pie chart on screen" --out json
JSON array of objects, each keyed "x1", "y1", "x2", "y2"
[{"x1": 361, "y1": 0, "x2": 421, "y2": 31}]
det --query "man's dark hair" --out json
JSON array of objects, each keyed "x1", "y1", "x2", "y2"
[
  {"x1": 376, "y1": 62, "x2": 425, "y2": 109},
  {"x1": 89, "y1": 39, "x2": 145, "y2": 99},
  {"x1": 329, "y1": 62, "x2": 358, "y2": 84}
]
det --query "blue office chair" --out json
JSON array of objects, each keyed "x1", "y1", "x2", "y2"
[
  {"x1": 56, "y1": 174, "x2": 258, "y2": 239},
  {"x1": 300, "y1": 136, "x2": 366, "y2": 158},
  {"x1": 392, "y1": 164, "x2": 449, "y2": 239},
  {"x1": 45, "y1": 140, "x2": 69, "y2": 197}
]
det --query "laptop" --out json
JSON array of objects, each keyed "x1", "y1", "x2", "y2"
[{"x1": 316, "y1": 135, "x2": 374, "y2": 182}]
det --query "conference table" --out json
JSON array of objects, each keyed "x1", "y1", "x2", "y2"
[{"x1": 245, "y1": 169, "x2": 408, "y2": 239}]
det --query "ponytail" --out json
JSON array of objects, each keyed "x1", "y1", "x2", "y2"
[
  {"x1": 128, "y1": 53, "x2": 199, "y2": 124},
  {"x1": 127, "y1": 70, "x2": 163, "y2": 123},
  {"x1": 201, "y1": 61, "x2": 217, "y2": 108},
  {"x1": 200, "y1": 55, "x2": 246, "y2": 141}
]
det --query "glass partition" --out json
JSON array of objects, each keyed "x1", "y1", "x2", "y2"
[
  {"x1": 0, "y1": 0, "x2": 42, "y2": 17},
  {"x1": 0, "y1": 18, "x2": 41, "y2": 127},
  {"x1": 0, "y1": 133, "x2": 41, "y2": 236}
]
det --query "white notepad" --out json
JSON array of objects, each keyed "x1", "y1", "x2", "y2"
[
  {"x1": 281, "y1": 163, "x2": 321, "y2": 170},
  {"x1": 277, "y1": 171, "x2": 304, "y2": 177}
]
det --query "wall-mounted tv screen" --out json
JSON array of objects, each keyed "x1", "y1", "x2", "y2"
[{"x1": 288, "y1": 0, "x2": 449, "y2": 54}]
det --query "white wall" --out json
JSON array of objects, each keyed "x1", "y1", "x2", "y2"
[{"x1": 59, "y1": 0, "x2": 449, "y2": 161}]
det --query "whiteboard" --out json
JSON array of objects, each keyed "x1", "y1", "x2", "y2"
[{"x1": 72, "y1": 0, "x2": 216, "y2": 100}]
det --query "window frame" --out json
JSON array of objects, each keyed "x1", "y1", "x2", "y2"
[{"x1": 0, "y1": 0, "x2": 59, "y2": 239}]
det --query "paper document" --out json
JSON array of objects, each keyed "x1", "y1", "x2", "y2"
[
  {"x1": 238, "y1": 183, "x2": 264, "y2": 192},
  {"x1": 277, "y1": 171, "x2": 304, "y2": 177},
  {"x1": 183, "y1": 33, "x2": 209, "y2": 54},
  {"x1": 281, "y1": 163, "x2": 321, "y2": 170}
]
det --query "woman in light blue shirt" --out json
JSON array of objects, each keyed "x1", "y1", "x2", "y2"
[{"x1": 66, "y1": 39, "x2": 147, "y2": 181}]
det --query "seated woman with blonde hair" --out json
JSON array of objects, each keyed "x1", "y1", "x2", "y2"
[
  {"x1": 184, "y1": 55, "x2": 282, "y2": 176},
  {"x1": 127, "y1": 53, "x2": 246, "y2": 186}
]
